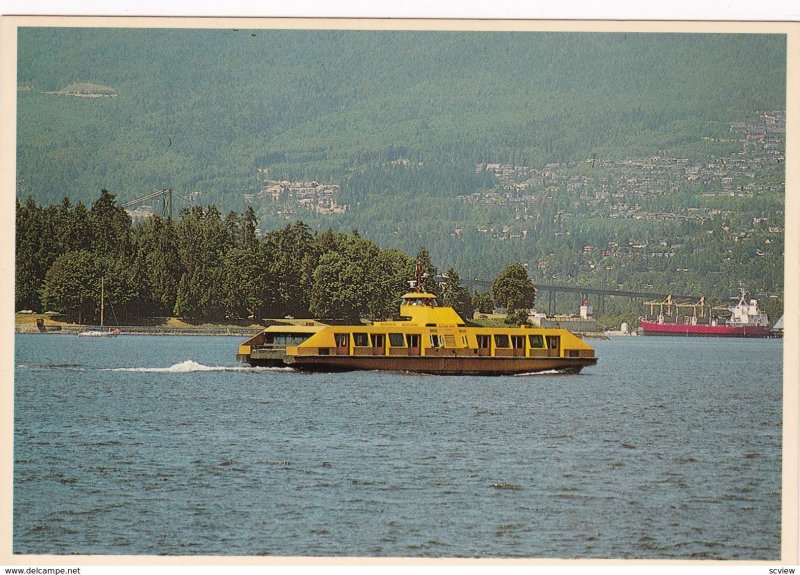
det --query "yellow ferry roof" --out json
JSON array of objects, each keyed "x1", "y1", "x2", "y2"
[
  {"x1": 393, "y1": 291, "x2": 465, "y2": 326},
  {"x1": 401, "y1": 292, "x2": 437, "y2": 300}
]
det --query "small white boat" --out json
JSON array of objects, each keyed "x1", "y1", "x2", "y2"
[
  {"x1": 78, "y1": 277, "x2": 120, "y2": 337},
  {"x1": 78, "y1": 327, "x2": 121, "y2": 337}
]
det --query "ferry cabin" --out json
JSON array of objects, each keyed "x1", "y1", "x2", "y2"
[
  {"x1": 294, "y1": 328, "x2": 586, "y2": 360},
  {"x1": 236, "y1": 323, "x2": 323, "y2": 367},
  {"x1": 279, "y1": 291, "x2": 596, "y2": 375}
]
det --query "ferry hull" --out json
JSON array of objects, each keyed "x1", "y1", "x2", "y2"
[
  {"x1": 283, "y1": 354, "x2": 597, "y2": 375},
  {"x1": 639, "y1": 320, "x2": 771, "y2": 338}
]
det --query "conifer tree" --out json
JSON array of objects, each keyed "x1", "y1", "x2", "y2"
[
  {"x1": 440, "y1": 267, "x2": 473, "y2": 321},
  {"x1": 40, "y1": 250, "x2": 100, "y2": 324},
  {"x1": 492, "y1": 263, "x2": 537, "y2": 312},
  {"x1": 89, "y1": 189, "x2": 132, "y2": 256}
]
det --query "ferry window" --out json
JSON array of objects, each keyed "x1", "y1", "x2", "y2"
[
  {"x1": 353, "y1": 333, "x2": 369, "y2": 347},
  {"x1": 511, "y1": 335, "x2": 525, "y2": 349},
  {"x1": 494, "y1": 334, "x2": 510, "y2": 348},
  {"x1": 477, "y1": 335, "x2": 491, "y2": 349},
  {"x1": 336, "y1": 333, "x2": 349, "y2": 347},
  {"x1": 429, "y1": 335, "x2": 444, "y2": 348},
  {"x1": 272, "y1": 334, "x2": 310, "y2": 346},
  {"x1": 372, "y1": 334, "x2": 384, "y2": 348},
  {"x1": 389, "y1": 333, "x2": 405, "y2": 347},
  {"x1": 407, "y1": 334, "x2": 421, "y2": 348},
  {"x1": 444, "y1": 335, "x2": 457, "y2": 347},
  {"x1": 547, "y1": 336, "x2": 560, "y2": 349},
  {"x1": 528, "y1": 334, "x2": 545, "y2": 348}
]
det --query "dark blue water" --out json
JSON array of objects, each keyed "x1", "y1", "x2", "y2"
[{"x1": 13, "y1": 334, "x2": 782, "y2": 559}]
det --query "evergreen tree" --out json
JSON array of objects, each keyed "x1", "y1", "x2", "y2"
[
  {"x1": 146, "y1": 216, "x2": 182, "y2": 316},
  {"x1": 15, "y1": 196, "x2": 77, "y2": 311},
  {"x1": 60, "y1": 200, "x2": 93, "y2": 252},
  {"x1": 172, "y1": 205, "x2": 229, "y2": 319},
  {"x1": 309, "y1": 250, "x2": 363, "y2": 322},
  {"x1": 40, "y1": 250, "x2": 100, "y2": 324},
  {"x1": 372, "y1": 248, "x2": 417, "y2": 319},
  {"x1": 89, "y1": 189, "x2": 132, "y2": 256},
  {"x1": 241, "y1": 206, "x2": 259, "y2": 248},
  {"x1": 264, "y1": 221, "x2": 319, "y2": 317},
  {"x1": 173, "y1": 263, "x2": 225, "y2": 320},
  {"x1": 222, "y1": 243, "x2": 272, "y2": 320},
  {"x1": 224, "y1": 211, "x2": 242, "y2": 248},
  {"x1": 471, "y1": 291, "x2": 494, "y2": 314},
  {"x1": 492, "y1": 263, "x2": 537, "y2": 311},
  {"x1": 310, "y1": 234, "x2": 373, "y2": 322},
  {"x1": 15, "y1": 197, "x2": 43, "y2": 310},
  {"x1": 440, "y1": 267, "x2": 473, "y2": 321},
  {"x1": 415, "y1": 246, "x2": 439, "y2": 296},
  {"x1": 95, "y1": 253, "x2": 142, "y2": 323}
]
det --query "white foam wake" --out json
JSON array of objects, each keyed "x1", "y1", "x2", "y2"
[
  {"x1": 105, "y1": 360, "x2": 292, "y2": 373},
  {"x1": 513, "y1": 369, "x2": 571, "y2": 376}
]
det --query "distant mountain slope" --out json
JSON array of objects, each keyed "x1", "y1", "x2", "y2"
[
  {"x1": 17, "y1": 29, "x2": 785, "y2": 206},
  {"x1": 14, "y1": 27, "x2": 787, "y2": 316}
]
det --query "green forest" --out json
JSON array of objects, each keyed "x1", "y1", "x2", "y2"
[
  {"x1": 14, "y1": 28, "x2": 786, "y2": 323},
  {"x1": 15, "y1": 190, "x2": 491, "y2": 325}
]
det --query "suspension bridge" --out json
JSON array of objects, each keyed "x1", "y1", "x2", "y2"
[
  {"x1": 120, "y1": 188, "x2": 198, "y2": 219},
  {"x1": 467, "y1": 278, "x2": 700, "y2": 316}
]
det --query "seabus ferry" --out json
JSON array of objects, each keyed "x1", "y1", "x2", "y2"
[{"x1": 238, "y1": 265, "x2": 597, "y2": 375}]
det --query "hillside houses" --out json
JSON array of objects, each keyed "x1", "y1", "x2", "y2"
[
  {"x1": 457, "y1": 112, "x2": 784, "y2": 287},
  {"x1": 246, "y1": 176, "x2": 347, "y2": 217},
  {"x1": 463, "y1": 112, "x2": 784, "y2": 243}
]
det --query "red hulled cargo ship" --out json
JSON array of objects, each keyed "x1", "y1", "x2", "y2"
[{"x1": 638, "y1": 289, "x2": 772, "y2": 338}]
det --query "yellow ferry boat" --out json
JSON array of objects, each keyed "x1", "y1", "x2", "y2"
[{"x1": 236, "y1": 267, "x2": 597, "y2": 375}]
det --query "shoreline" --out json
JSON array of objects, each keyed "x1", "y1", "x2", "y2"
[
  {"x1": 15, "y1": 314, "x2": 631, "y2": 339},
  {"x1": 14, "y1": 313, "x2": 264, "y2": 337},
  {"x1": 16, "y1": 326, "x2": 263, "y2": 337}
]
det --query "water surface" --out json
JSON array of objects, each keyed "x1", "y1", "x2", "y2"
[{"x1": 13, "y1": 334, "x2": 782, "y2": 558}]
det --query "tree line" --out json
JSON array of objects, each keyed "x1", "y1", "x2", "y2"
[{"x1": 15, "y1": 190, "x2": 536, "y2": 326}]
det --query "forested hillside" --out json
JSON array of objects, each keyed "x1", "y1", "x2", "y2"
[
  {"x1": 15, "y1": 28, "x2": 786, "y2": 319},
  {"x1": 15, "y1": 190, "x2": 478, "y2": 325}
]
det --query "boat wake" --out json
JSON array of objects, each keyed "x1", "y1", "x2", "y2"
[
  {"x1": 16, "y1": 363, "x2": 87, "y2": 371},
  {"x1": 514, "y1": 369, "x2": 572, "y2": 376},
  {"x1": 105, "y1": 360, "x2": 292, "y2": 373}
]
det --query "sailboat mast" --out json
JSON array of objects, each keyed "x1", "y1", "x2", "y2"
[{"x1": 100, "y1": 277, "x2": 104, "y2": 328}]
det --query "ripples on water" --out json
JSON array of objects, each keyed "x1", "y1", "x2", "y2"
[{"x1": 13, "y1": 335, "x2": 782, "y2": 559}]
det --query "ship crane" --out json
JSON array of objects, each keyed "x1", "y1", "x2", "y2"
[
  {"x1": 644, "y1": 295, "x2": 674, "y2": 317},
  {"x1": 675, "y1": 296, "x2": 707, "y2": 319}
]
